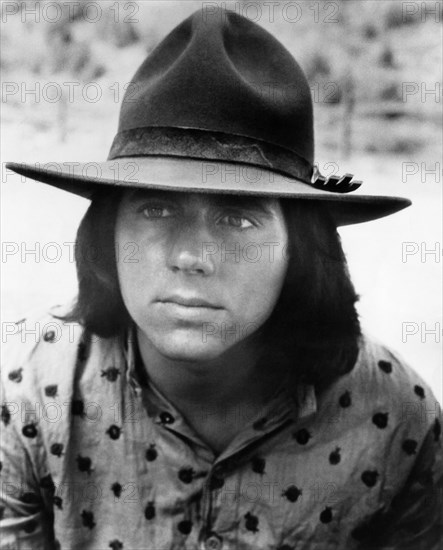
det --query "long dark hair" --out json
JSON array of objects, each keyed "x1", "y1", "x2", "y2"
[
  {"x1": 257, "y1": 199, "x2": 361, "y2": 392},
  {"x1": 62, "y1": 188, "x2": 361, "y2": 392}
]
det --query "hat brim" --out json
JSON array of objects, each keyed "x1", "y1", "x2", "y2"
[{"x1": 6, "y1": 158, "x2": 411, "y2": 226}]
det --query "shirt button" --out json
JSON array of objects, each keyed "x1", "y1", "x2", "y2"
[{"x1": 205, "y1": 534, "x2": 223, "y2": 550}]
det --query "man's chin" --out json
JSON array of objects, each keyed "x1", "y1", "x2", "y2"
[
  {"x1": 150, "y1": 333, "x2": 231, "y2": 364},
  {"x1": 158, "y1": 345, "x2": 226, "y2": 363}
]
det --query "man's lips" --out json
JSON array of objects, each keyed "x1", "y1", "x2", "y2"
[{"x1": 157, "y1": 295, "x2": 223, "y2": 309}]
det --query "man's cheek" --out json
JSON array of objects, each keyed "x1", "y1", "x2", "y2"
[{"x1": 118, "y1": 268, "x2": 146, "y2": 308}]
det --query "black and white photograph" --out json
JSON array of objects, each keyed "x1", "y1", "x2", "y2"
[{"x1": 1, "y1": 1, "x2": 442, "y2": 549}]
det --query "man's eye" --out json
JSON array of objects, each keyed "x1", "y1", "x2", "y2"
[
  {"x1": 141, "y1": 205, "x2": 173, "y2": 219},
  {"x1": 218, "y1": 215, "x2": 254, "y2": 229}
]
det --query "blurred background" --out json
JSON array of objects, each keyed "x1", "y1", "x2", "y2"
[{"x1": 1, "y1": 0, "x2": 442, "y2": 402}]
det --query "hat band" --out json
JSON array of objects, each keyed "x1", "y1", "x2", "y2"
[{"x1": 108, "y1": 127, "x2": 313, "y2": 183}]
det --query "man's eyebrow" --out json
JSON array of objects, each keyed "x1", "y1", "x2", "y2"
[{"x1": 125, "y1": 189, "x2": 276, "y2": 215}]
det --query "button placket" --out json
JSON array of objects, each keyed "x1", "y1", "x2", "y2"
[{"x1": 197, "y1": 462, "x2": 227, "y2": 548}]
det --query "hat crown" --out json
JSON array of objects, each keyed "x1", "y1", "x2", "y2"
[{"x1": 115, "y1": 7, "x2": 314, "y2": 164}]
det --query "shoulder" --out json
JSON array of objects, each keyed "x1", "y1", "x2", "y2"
[
  {"x1": 1, "y1": 303, "x2": 87, "y2": 404},
  {"x1": 1, "y1": 303, "x2": 127, "y2": 403},
  {"x1": 341, "y1": 332, "x2": 441, "y2": 441},
  {"x1": 354, "y1": 333, "x2": 439, "y2": 408},
  {"x1": 1, "y1": 303, "x2": 128, "y2": 462}
]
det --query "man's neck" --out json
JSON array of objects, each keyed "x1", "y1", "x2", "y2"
[{"x1": 135, "y1": 328, "x2": 283, "y2": 422}]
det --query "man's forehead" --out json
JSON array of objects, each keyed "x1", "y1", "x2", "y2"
[{"x1": 123, "y1": 188, "x2": 279, "y2": 212}]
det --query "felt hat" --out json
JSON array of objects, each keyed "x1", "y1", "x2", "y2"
[{"x1": 6, "y1": 7, "x2": 411, "y2": 226}]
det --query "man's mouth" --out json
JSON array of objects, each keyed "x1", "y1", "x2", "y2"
[{"x1": 158, "y1": 294, "x2": 223, "y2": 309}]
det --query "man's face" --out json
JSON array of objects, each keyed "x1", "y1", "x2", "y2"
[{"x1": 115, "y1": 190, "x2": 289, "y2": 362}]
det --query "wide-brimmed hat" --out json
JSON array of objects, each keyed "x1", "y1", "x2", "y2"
[{"x1": 6, "y1": 7, "x2": 411, "y2": 226}]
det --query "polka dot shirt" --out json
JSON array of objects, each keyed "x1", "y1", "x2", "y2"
[{"x1": 0, "y1": 306, "x2": 441, "y2": 549}]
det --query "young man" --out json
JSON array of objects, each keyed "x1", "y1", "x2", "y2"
[{"x1": 1, "y1": 7, "x2": 441, "y2": 550}]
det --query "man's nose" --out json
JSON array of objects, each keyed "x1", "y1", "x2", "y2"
[{"x1": 167, "y1": 221, "x2": 215, "y2": 276}]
